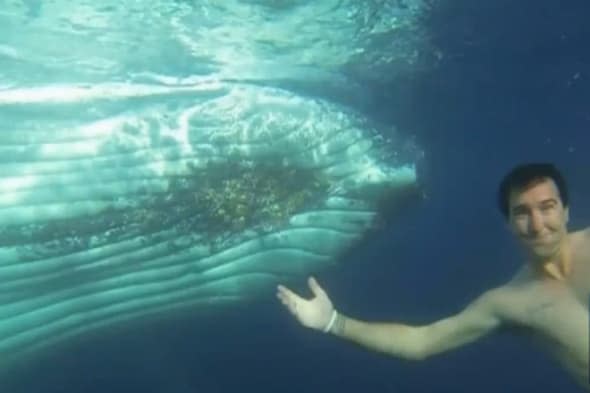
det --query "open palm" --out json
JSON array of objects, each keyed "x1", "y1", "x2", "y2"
[{"x1": 276, "y1": 276, "x2": 334, "y2": 331}]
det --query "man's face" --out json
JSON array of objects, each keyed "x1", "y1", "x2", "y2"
[{"x1": 507, "y1": 178, "x2": 569, "y2": 261}]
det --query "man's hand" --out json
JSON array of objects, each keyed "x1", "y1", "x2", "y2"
[{"x1": 276, "y1": 276, "x2": 334, "y2": 331}]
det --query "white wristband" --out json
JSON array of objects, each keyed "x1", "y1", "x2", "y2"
[{"x1": 323, "y1": 310, "x2": 338, "y2": 333}]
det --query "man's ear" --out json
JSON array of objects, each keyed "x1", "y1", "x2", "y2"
[{"x1": 564, "y1": 207, "x2": 569, "y2": 224}]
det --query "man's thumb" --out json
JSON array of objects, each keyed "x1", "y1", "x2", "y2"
[{"x1": 308, "y1": 276, "x2": 325, "y2": 297}]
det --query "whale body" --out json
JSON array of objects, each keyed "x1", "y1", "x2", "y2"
[{"x1": 0, "y1": 81, "x2": 420, "y2": 365}]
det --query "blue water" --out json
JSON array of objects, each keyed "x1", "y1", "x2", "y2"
[{"x1": 1, "y1": 0, "x2": 589, "y2": 392}]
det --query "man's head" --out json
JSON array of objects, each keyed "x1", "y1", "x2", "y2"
[{"x1": 498, "y1": 163, "x2": 569, "y2": 262}]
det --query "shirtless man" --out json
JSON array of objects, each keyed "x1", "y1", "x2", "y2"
[{"x1": 277, "y1": 163, "x2": 590, "y2": 390}]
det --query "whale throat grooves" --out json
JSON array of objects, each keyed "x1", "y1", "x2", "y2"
[{"x1": 0, "y1": 82, "x2": 420, "y2": 363}]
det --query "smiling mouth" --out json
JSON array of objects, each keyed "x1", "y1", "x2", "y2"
[{"x1": 529, "y1": 234, "x2": 556, "y2": 245}]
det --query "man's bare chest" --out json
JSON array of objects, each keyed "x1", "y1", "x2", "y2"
[{"x1": 505, "y1": 282, "x2": 588, "y2": 353}]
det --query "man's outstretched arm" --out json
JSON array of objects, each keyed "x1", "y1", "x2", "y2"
[
  {"x1": 328, "y1": 290, "x2": 503, "y2": 360},
  {"x1": 277, "y1": 278, "x2": 504, "y2": 361}
]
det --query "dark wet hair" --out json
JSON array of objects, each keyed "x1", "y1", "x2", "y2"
[{"x1": 497, "y1": 163, "x2": 568, "y2": 219}]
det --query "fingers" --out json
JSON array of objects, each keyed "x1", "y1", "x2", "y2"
[
  {"x1": 276, "y1": 284, "x2": 294, "y2": 301},
  {"x1": 307, "y1": 276, "x2": 325, "y2": 298},
  {"x1": 276, "y1": 284, "x2": 300, "y2": 315}
]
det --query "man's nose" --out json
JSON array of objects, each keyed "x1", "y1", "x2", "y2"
[{"x1": 528, "y1": 211, "x2": 544, "y2": 234}]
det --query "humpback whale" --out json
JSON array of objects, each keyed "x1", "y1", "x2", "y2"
[{"x1": 0, "y1": 81, "x2": 420, "y2": 367}]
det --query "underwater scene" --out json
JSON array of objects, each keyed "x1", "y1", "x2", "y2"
[{"x1": 0, "y1": 0, "x2": 588, "y2": 392}]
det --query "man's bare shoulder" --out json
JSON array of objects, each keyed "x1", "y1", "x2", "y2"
[
  {"x1": 570, "y1": 228, "x2": 590, "y2": 271},
  {"x1": 481, "y1": 285, "x2": 520, "y2": 305},
  {"x1": 479, "y1": 280, "x2": 536, "y2": 324},
  {"x1": 571, "y1": 227, "x2": 590, "y2": 239},
  {"x1": 469, "y1": 285, "x2": 520, "y2": 320},
  {"x1": 567, "y1": 227, "x2": 590, "y2": 247}
]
